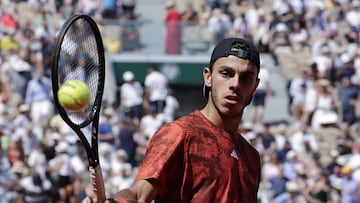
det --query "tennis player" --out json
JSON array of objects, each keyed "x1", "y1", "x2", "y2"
[{"x1": 87, "y1": 37, "x2": 262, "y2": 203}]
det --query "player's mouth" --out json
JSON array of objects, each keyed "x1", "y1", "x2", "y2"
[{"x1": 224, "y1": 95, "x2": 240, "y2": 105}]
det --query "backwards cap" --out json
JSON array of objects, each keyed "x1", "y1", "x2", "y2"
[{"x1": 209, "y1": 38, "x2": 260, "y2": 71}]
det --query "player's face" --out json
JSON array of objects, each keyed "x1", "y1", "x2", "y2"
[{"x1": 204, "y1": 56, "x2": 259, "y2": 118}]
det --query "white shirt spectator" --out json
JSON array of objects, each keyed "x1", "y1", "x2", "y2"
[
  {"x1": 140, "y1": 111, "x2": 165, "y2": 140},
  {"x1": 120, "y1": 76, "x2": 143, "y2": 108},
  {"x1": 144, "y1": 69, "x2": 168, "y2": 102},
  {"x1": 27, "y1": 144, "x2": 47, "y2": 177},
  {"x1": 164, "y1": 92, "x2": 179, "y2": 122},
  {"x1": 290, "y1": 125, "x2": 319, "y2": 156}
]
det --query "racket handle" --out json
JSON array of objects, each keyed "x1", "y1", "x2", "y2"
[{"x1": 89, "y1": 165, "x2": 106, "y2": 202}]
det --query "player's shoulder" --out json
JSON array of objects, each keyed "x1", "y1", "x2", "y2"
[{"x1": 173, "y1": 110, "x2": 203, "y2": 126}]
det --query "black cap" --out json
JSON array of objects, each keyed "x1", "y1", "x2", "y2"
[{"x1": 209, "y1": 38, "x2": 260, "y2": 71}]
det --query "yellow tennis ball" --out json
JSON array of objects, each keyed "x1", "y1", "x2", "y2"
[{"x1": 57, "y1": 80, "x2": 90, "y2": 111}]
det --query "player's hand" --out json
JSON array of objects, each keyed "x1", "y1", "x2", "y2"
[
  {"x1": 85, "y1": 186, "x2": 138, "y2": 203},
  {"x1": 85, "y1": 187, "x2": 113, "y2": 203},
  {"x1": 85, "y1": 186, "x2": 99, "y2": 203}
]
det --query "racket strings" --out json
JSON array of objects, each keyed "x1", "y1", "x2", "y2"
[{"x1": 58, "y1": 18, "x2": 101, "y2": 125}]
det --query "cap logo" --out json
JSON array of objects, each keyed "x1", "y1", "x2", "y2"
[{"x1": 228, "y1": 50, "x2": 251, "y2": 60}]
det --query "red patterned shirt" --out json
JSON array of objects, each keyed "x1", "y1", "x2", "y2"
[{"x1": 136, "y1": 110, "x2": 261, "y2": 202}]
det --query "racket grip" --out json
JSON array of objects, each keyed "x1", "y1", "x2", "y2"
[{"x1": 89, "y1": 165, "x2": 106, "y2": 202}]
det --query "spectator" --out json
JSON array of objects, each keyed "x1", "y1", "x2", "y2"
[
  {"x1": 24, "y1": 70, "x2": 53, "y2": 140},
  {"x1": 312, "y1": 45, "x2": 333, "y2": 80},
  {"x1": 338, "y1": 76, "x2": 360, "y2": 128},
  {"x1": 144, "y1": 64, "x2": 168, "y2": 113},
  {"x1": 336, "y1": 125, "x2": 355, "y2": 156},
  {"x1": 110, "y1": 149, "x2": 134, "y2": 192},
  {"x1": 288, "y1": 19, "x2": 309, "y2": 51},
  {"x1": 274, "y1": 123, "x2": 288, "y2": 151},
  {"x1": 181, "y1": 2, "x2": 198, "y2": 26},
  {"x1": 164, "y1": 0, "x2": 182, "y2": 55},
  {"x1": 163, "y1": 88, "x2": 179, "y2": 123},
  {"x1": 268, "y1": 23, "x2": 291, "y2": 66},
  {"x1": 288, "y1": 66, "x2": 313, "y2": 119},
  {"x1": 289, "y1": 123, "x2": 319, "y2": 162},
  {"x1": 248, "y1": 64, "x2": 271, "y2": 124},
  {"x1": 256, "y1": 123, "x2": 276, "y2": 155},
  {"x1": 268, "y1": 164, "x2": 288, "y2": 199},
  {"x1": 310, "y1": 79, "x2": 338, "y2": 129},
  {"x1": 121, "y1": 0, "x2": 136, "y2": 19},
  {"x1": 304, "y1": 170, "x2": 331, "y2": 202},
  {"x1": 273, "y1": 180, "x2": 308, "y2": 203},
  {"x1": 341, "y1": 166, "x2": 360, "y2": 203},
  {"x1": 75, "y1": 0, "x2": 99, "y2": 16},
  {"x1": 101, "y1": 0, "x2": 118, "y2": 19},
  {"x1": 18, "y1": 172, "x2": 52, "y2": 203},
  {"x1": 139, "y1": 105, "x2": 165, "y2": 140},
  {"x1": 207, "y1": 8, "x2": 231, "y2": 45},
  {"x1": 252, "y1": 9, "x2": 271, "y2": 52},
  {"x1": 27, "y1": 143, "x2": 47, "y2": 178},
  {"x1": 120, "y1": 71, "x2": 144, "y2": 121},
  {"x1": 48, "y1": 141, "x2": 73, "y2": 201},
  {"x1": 98, "y1": 107, "x2": 119, "y2": 150},
  {"x1": 117, "y1": 116, "x2": 137, "y2": 166}
]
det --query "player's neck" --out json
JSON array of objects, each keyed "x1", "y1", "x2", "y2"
[{"x1": 200, "y1": 106, "x2": 242, "y2": 135}]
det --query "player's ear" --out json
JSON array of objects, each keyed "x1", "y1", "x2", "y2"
[
  {"x1": 245, "y1": 78, "x2": 260, "y2": 106},
  {"x1": 203, "y1": 67, "x2": 212, "y2": 99},
  {"x1": 203, "y1": 67, "x2": 212, "y2": 88}
]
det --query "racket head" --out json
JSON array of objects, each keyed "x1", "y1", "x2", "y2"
[
  {"x1": 51, "y1": 14, "x2": 106, "y2": 201},
  {"x1": 51, "y1": 14, "x2": 105, "y2": 164}
]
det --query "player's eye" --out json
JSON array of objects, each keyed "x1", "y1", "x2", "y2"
[
  {"x1": 220, "y1": 69, "x2": 234, "y2": 78},
  {"x1": 240, "y1": 74, "x2": 255, "y2": 84}
]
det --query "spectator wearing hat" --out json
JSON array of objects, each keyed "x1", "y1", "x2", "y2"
[
  {"x1": 341, "y1": 166, "x2": 360, "y2": 203},
  {"x1": 273, "y1": 180, "x2": 307, "y2": 203},
  {"x1": 120, "y1": 70, "x2": 144, "y2": 121}
]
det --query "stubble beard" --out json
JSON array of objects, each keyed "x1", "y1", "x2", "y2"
[{"x1": 210, "y1": 91, "x2": 243, "y2": 119}]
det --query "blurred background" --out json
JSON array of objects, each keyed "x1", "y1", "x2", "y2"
[{"x1": 0, "y1": 0, "x2": 360, "y2": 202}]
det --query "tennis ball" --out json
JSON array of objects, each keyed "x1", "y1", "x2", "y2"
[{"x1": 57, "y1": 80, "x2": 90, "y2": 111}]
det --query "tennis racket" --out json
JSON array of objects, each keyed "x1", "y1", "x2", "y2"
[{"x1": 51, "y1": 14, "x2": 106, "y2": 202}]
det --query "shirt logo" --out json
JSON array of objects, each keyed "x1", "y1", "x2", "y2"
[{"x1": 230, "y1": 149, "x2": 239, "y2": 160}]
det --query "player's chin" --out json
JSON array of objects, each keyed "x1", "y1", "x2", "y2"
[{"x1": 221, "y1": 104, "x2": 243, "y2": 117}]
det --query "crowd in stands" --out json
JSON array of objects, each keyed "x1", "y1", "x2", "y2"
[{"x1": 1, "y1": 0, "x2": 360, "y2": 202}]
